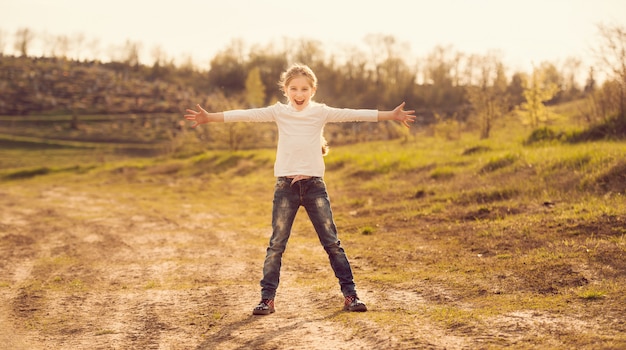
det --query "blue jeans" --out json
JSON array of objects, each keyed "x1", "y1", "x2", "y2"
[{"x1": 260, "y1": 176, "x2": 358, "y2": 299}]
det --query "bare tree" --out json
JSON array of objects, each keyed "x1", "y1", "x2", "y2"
[
  {"x1": 0, "y1": 29, "x2": 7, "y2": 55},
  {"x1": 41, "y1": 32, "x2": 57, "y2": 57},
  {"x1": 561, "y1": 56, "x2": 583, "y2": 99},
  {"x1": 56, "y1": 34, "x2": 71, "y2": 59},
  {"x1": 72, "y1": 32, "x2": 85, "y2": 61},
  {"x1": 14, "y1": 27, "x2": 35, "y2": 57},
  {"x1": 466, "y1": 52, "x2": 509, "y2": 138},
  {"x1": 122, "y1": 39, "x2": 142, "y2": 68},
  {"x1": 293, "y1": 38, "x2": 325, "y2": 66},
  {"x1": 460, "y1": 54, "x2": 476, "y2": 87},
  {"x1": 593, "y1": 23, "x2": 626, "y2": 120},
  {"x1": 365, "y1": 34, "x2": 399, "y2": 84},
  {"x1": 151, "y1": 45, "x2": 168, "y2": 68},
  {"x1": 450, "y1": 51, "x2": 464, "y2": 87},
  {"x1": 424, "y1": 45, "x2": 454, "y2": 87},
  {"x1": 86, "y1": 38, "x2": 101, "y2": 61}
]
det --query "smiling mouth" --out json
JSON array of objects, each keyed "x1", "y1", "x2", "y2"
[{"x1": 295, "y1": 100, "x2": 305, "y2": 105}]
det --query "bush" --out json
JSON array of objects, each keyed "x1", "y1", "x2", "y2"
[
  {"x1": 4, "y1": 167, "x2": 51, "y2": 180},
  {"x1": 480, "y1": 154, "x2": 518, "y2": 173},
  {"x1": 567, "y1": 116, "x2": 626, "y2": 142},
  {"x1": 524, "y1": 127, "x2": 565, "y2": 145}
]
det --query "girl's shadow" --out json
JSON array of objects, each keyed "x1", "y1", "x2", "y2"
[{"x1": 195, "y1": 310, "x2": 344, "y2": 349}]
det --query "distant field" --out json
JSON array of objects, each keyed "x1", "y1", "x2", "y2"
[{"x1": 0, "y1": 113, "x2": 182, "y2": 146}]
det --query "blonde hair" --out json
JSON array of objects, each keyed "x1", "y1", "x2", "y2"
[
  {"x1": 278, "y1": 64, "x2": 318, "y2": 92},
  {"x1": 321, "y1": 135, "x2": 329, "y2": 156}
]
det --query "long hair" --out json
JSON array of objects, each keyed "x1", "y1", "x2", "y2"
[{"x1": 321, "y1": 135, "x2": 329, "y2": 156}]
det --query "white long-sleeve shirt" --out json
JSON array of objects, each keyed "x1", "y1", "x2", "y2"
[{"x1": 223, "y1": 101, "x2": 378, "y2": 177}]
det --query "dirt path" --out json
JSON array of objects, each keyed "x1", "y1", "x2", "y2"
[{"x1": 0, "y1": 181, "x2": 417, "y2": 349}]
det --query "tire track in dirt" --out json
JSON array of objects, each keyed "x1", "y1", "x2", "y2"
[{"x1": 0, "y1": 189, "x2": 47, "y2": 349}]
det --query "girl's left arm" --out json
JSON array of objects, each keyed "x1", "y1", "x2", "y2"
[{"x1": 378, "y1": 102, "x2": 416, "y2": 128}]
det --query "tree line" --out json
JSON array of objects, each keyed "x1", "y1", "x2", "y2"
[{"x1": 0, "y1": 24, "x2": 624, "y2": 146}]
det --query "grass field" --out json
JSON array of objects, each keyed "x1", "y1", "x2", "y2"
[{"x1": 1, "y1": 115, "x2": 625, "y2": 349}]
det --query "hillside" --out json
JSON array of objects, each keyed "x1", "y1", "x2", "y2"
[{"x1": 0, "y1": 56, "x2": 200, "y2": 116}]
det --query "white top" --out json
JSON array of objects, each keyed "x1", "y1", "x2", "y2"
[{"x1": 223, "y1": 101, "x2": 378, "y2": 177}]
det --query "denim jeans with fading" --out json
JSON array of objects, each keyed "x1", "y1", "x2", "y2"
[{"x1": 260, "y1": 176, "x2": 358, "y2": 299}]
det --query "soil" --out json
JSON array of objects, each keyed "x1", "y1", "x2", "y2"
[
  {"x1": 0, "y1": 181, "x2": 392, "y2": 349},
  {"x1": 0, "y1": 176, "x2": 624, "y2": 350}
]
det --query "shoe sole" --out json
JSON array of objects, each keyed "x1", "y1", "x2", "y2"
[
  {"x1": 344, "y1": 305, "x2": 367, "y2": 312},
  {"x1": 252, "y1": 308, "x2": 275, "y2": 315}
]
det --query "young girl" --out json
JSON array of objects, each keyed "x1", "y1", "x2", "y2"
[{"x1": 184, "y1": 64, "x2": 415, "y2": 315}]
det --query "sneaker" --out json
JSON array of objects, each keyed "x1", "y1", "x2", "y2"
[
  {"x1": 252, "y1": 299, "x2": 275, "y2": 315},
  {"x1": 343, "y1": 295, "x2": 367, "y2": 312}
]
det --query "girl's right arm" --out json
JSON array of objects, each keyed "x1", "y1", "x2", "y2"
[{"x1": 184, "y1": 104, "x2": 224, "y2": 128}]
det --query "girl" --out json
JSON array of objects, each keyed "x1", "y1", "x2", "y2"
[{"x1": 184, "y1": 64, "x2": 415, "y2": 315}]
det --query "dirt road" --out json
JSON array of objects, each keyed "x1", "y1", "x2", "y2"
[{"x1": 0, "y1": 179, "x2": 418, "y2": 349}]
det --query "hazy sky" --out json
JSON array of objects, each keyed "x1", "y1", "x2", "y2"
[{"x1": 1, "y1": 0, "x2": 625, "y2": 74}]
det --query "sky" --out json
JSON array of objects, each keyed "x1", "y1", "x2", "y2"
[{"x1": 1, "y1": 0, "x2": 625, "y2": 76}]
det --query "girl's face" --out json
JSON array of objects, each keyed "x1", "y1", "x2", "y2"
[{"x1": 284, "y1": 76, "x2": 316, "y2": 111}]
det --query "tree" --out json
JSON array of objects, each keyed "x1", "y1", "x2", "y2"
[
  {"x1": 56, "y1": 34, "x2": 71, "y2": 59},
  {"x1": 593, "y1": 23, "x2": 626, "y2": 121},
  {"x1": 334, "y1": 45, "x2": 370, "y2": 107},
  {"x1": 86, "y1": 38, "x2": 101, "y2": 61},
  {"x1": 14, "y1": 27, "x2": 35, "y2": 57},
  {"x1": 423, "y1": 45, "x2": 465, "y2": 110},
  {"x1": 560, "y1": 57, "x2": 583, "y2": 101},
  {"x1": 518, "y1": 67, "x2": 559, "y2": 128},
  {"x1": 72, "y1": 33, "x2": 86, "y2": 61},
  {"x1": 582, "y1": 79, "x2": 621, "y2": 124},
  {"x1": 292, "y1": 38, "x2": 325, "y2": 66},
  {"x1": 122, "y1": 39, "x2": 142, "y2": 69},
  {"x1": 584, "y1": 67, "x2": 597, "y2": 94},
  {"x1": 507, "y1": 72, "x2": 527, "y2": 107},
  {"x1": 360, "y1": 34, "x2": 415, "y2": 109},
  {"x1": 539, "y1": 61, "x2": 563, "y2": 104},
  {"x1": 364, "y1": 34, "x2": 398, "y2": 84},
  {"x1": 0, "y1": 29, "x2": 8, "y2": 55},
  {"x1": 244, "y1": 66, "x2": 265, "y2": 107},
  {"x1": 424, "y1": 45, "x2": 454, "y2": 87},
  {"x1": 247, "y1": 43, "x2": 288, "y2": 104},
  {"x1": 207, "y1": 39, "x2": 247, "y2": 95},
  {"x1": 466, "y1": 52, "x2": 509, "y2": 139}
]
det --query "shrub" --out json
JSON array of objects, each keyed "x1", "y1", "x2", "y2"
[
  {"x1": 480, "y1": 154, "x2": 518, "y2": 173},
  {"x1": 524, "y1": 127, "x2": 565, "y2": 145}
]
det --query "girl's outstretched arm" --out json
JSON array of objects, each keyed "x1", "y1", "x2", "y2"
[
  {"x1": 377, "y1": 102, "x2": 416, "y2": 128},
  {"x1": 184, "y1": 104, "x2": 225, "y2": 128}
]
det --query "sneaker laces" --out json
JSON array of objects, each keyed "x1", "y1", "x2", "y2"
[
  {"x1": 258, "y1": 299, "x2": 274, "y2": 308},
  {"x1": 345, "y1": 295, "x2": 358, "y2": 305}
]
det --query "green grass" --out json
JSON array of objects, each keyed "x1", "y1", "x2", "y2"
[{"x1": 577, "y1": 288, "x2": 607, "y2": 300}]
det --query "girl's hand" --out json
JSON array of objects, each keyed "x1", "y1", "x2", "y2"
[
  {"x1": 393, "y1": 102, "x2": 416, "y2": 128},
  {"x1": 184, "y1": 104, "x2": 210, "y2": 128}
]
